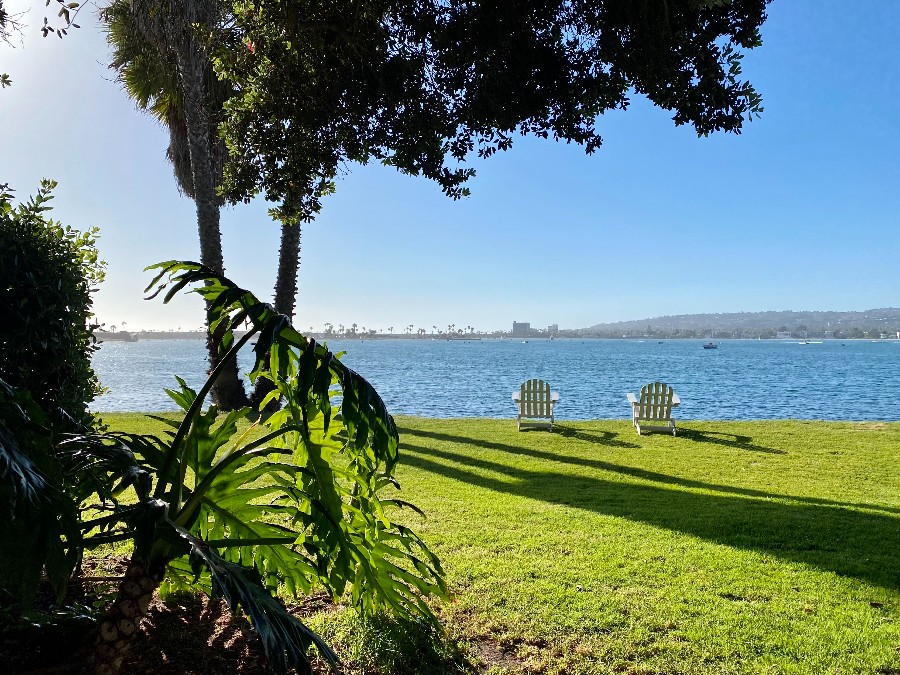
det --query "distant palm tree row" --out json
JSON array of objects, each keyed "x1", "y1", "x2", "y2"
[{"x1": 319, "y1": 323, "x2": 478, "y2": 337}]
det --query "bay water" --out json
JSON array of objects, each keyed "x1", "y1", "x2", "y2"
[{"x1": 91, "y1": 338, "x2": 900, "y2": 421}]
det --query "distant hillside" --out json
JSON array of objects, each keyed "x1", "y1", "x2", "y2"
[{"x1": 580, "y1": 308, "x2": 900, "y2": 338}]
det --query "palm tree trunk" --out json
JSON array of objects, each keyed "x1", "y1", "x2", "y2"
[
  {"x1": 250, "y1": 220, "x2": 301, "y2": 410},
  {"x1": 173, "y1": 9, "x2": 247, "y2": 411},
  {"x1": 272, "y1": 221, "x2": 302, "y2": 319},
  {"x1": 92, "y1": 557, "x2": 166, "y2": 675}
]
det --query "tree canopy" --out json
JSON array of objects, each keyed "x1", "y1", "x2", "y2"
[{"x1": 208, "y1": 0, "x2": 768, "y2": 224}]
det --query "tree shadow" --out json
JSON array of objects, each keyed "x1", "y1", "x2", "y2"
[
  {"x1": 400, "y1": 425, "x2": 638, "y2": 453},
  {"x1": 677, "y1": 428, "x2": 786, "y2": 455},
  {"x1": 399, "y1": 443, "x2": 900, "y2": 590},
  {"x1": 401, "y1": 438, "x2": 900, "y2": 517}
]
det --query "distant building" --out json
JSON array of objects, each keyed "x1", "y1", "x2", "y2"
[
  {"x1": 776, "y1": 331, "x2": 792, "y2": 339},
  {"x1": 512, "y1": 321, "x2": 530, "y2": 337},
  {"x1": 548, "y1": 323, "x2": 559, "y2": 334},
  {"x1": 824, "y1": 331, "x2": 834, "y2": 339}
]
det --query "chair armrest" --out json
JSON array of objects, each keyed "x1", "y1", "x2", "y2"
[
  {"x1": 626, "y1": 392, "x2": 638, "y2": 404},
  {"x1": 512, "y1": 391, "x2": 520, "y2": 401},
  {"x1": 551, "y1": 392, "x2": 560, "y2": 402},
  {"x1": 672, "y1": 393, "x2": 681, "y2": 406}
]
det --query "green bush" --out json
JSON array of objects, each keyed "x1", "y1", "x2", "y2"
[
  {"x1": 0, "y1": 180, "x2": 105, "y2": 431},
  {"x1": 0, "y1": 377, "x2": 77, "y2": 612},
  {"x1": 308, "y1": 609, "x2": 466, "y2": 675}
]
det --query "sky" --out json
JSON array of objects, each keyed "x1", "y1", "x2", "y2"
[{"x1": 2, "y1": 1, "x2": 898, "y2": 333}]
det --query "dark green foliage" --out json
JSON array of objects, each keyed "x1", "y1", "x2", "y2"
[
  {"x1": 0, "y1": 181, "x2": 105, "y2": 431},
  {"x1": 0, "y1": 1, "x2": 14, "y2": 49},
  {"x1": 209, "y1": 0, "x2": 768, "y2": 224},
  {"x1": 0, "y1": 379, "x2": 79, "y2": 610},
  {"x1": 311, "y1": 610, "x2": 465, "y2": 675},
  {"x1": 0, "y1": 181, "x2": 103, "y2": 611}
]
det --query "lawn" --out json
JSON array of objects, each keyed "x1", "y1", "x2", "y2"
[{"x1": 102, "y1": 414, "x2": 900, "y2": 674}]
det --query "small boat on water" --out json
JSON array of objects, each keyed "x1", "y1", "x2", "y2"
[{"x1": 703, "y1": 342, "x2": 718, "y2": 350}]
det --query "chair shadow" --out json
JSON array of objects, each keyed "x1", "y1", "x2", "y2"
[
  {"x1": 399, "y1": 443, "x2": 900, "y2": 591},
  {"x1": 553, "y1": 424, "x2": 640, "y2": 448},
  {"x1": 677, "y1": 428, "x2": 786, "y2": 455}
]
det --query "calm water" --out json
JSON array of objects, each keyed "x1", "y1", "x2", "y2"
[{"x1": 91, "y1": 338, "x2": 900, "y2": 421}]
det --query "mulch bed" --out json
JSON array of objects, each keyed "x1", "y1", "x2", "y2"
[{"x1": 2, "y1": 556, "x2": 333, "y2": 674}]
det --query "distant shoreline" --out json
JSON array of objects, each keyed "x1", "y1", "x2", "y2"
[{"x1": 96, "y1": 331, "x2": 900, "y2": 343}]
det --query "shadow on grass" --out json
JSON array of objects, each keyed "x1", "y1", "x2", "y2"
[
  {"x1": 399, "y1": 440, "x2": 900, "y2": 591},
  {"x1": 676, "y1": 427, "x2": 786, "y2": 454},
  {"x1": 400, "y1": 426, "x2": 900, "y2": 517},
  {"x1": 553, "y1": 424, "x2": 640, "y2": 448},
  {"x1": 401, "y1": 425, "x2": 638, "y2": 453}
]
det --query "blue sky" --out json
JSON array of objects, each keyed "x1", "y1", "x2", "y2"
[{"x1": 3, "y1": 1, "x2": 898, "y2": 332}]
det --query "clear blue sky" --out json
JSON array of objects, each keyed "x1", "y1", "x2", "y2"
[{"x1": 3, "y1": 1, "x2": 898, "y2": 332}]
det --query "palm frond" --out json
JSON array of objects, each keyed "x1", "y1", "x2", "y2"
[{"x1": 175, "y1": 524, "x2": 339, "y2": 675}]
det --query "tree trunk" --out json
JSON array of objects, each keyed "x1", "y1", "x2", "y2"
[
  {"x1": 250, "y1": 220, "x2": 301, "y2": 410},
  {"x1": 173, "y1": 8, "x2": 248, "y2": 411},
  {"x1": 92, "y1": 557, "x2": 166, "y2": 675}
]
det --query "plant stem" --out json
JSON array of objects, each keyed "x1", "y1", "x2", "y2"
[{"x1": 154, "y1": 327, "x2": 257, "y2": 506}]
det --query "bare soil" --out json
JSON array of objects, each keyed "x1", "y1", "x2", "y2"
[{"x1": 3, "y1": 556, "x2": 511, "y2": 674}]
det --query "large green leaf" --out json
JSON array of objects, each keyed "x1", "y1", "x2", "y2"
[{"x1": 144, "y1": 262, "x2": 446, "y2": 620}]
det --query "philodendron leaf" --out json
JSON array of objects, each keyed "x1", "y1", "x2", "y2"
[{"x1": 141, "y1": 261, "x2": 446, "y2": 644}]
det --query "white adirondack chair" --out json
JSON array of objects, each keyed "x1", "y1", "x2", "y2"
[
  {"x1": 626, "y1": 382, "x2": 680, "y2": 436},
  {"x1": 512, "y1": 379, "x2": 560, "y2": 431}
]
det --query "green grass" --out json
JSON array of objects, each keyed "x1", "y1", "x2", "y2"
[{"x1": 101, "y1": 414, "x2": 900, "y2": 674}]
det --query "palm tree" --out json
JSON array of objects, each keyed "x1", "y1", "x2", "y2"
[
  {"x1": 103, "y1": 0, "x2": 248, "y2": 409},
  {"x1": 104, "y1": 2, "x2": 307, "y2": 411}
]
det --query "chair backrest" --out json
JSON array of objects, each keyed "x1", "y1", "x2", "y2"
[
  {"x1": 520, "y1": 379, "x2": 553, "y2": 417},
  {"x1": 638, "y1": 382, "x2": 674, "y2": 420}
]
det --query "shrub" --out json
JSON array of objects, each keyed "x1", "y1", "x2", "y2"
[
  {"x1": 0, "y1": 377, "x2": 78, "y2": 612},
  {"x1": 0, "y1": 180, "x2": 105, "y2": 431}
]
